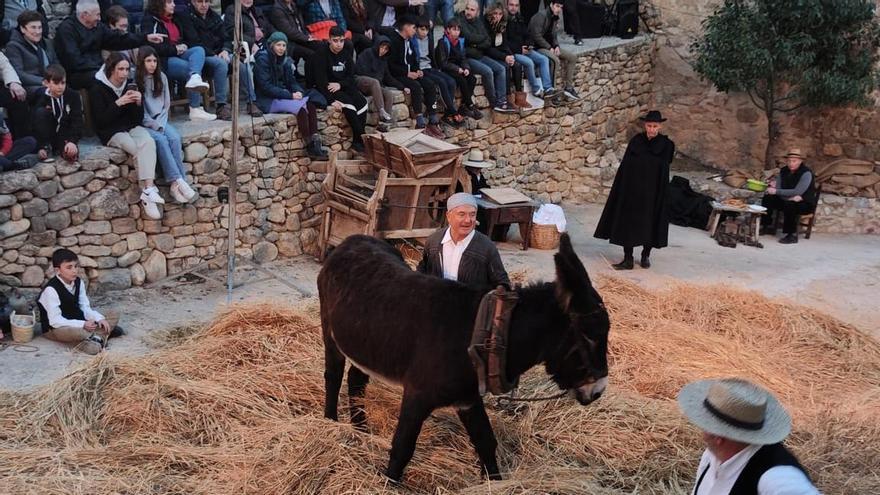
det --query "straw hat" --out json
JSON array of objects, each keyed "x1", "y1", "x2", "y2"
[
  {"x1": 463, "y1": 149, "x2": 495, "y2": 169},
  {"x1": 639, "y1": 110, "x2": 667, "y2": 123},
  {"x1": 784, "y1": 148, "x2": 805, "y2": 159},
  {"x1": 677, "y1": 378, "x2": 791, "y2": 445}
]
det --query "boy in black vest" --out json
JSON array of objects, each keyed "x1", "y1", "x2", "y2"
[
  {"x1": 30, "y1": 65, "x2": 83, "y2": 162},
  {"x1": 678, "y1": 378, "x2": 819, "y2": 495},
  {"x1": 37, "y1": 249, "x2": 124, "y2": 355},
  {"x1": 760, "y1": 148, "x2": 817, "y2": 244}
]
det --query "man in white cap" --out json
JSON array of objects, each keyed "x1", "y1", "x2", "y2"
[
  {"x1": 417, "y1": 192, "x2": 510, "y2": 289},
  {"x1": 677, "y1": 378, "x2": 819, "y2": 495}
]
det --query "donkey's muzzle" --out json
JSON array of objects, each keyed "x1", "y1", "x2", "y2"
[{"x1": 573, "y1": 376, "x2": 608, "y2": 405}]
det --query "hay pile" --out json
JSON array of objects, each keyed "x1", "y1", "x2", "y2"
[{"x1": 2, "y1": 277, "x2": 879, "y2": 494}]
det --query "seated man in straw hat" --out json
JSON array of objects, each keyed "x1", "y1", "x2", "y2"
[
  {"x1": 417, "y1": 192, "x2": 511, "y2": 289},
  {"x1": 677, "y1": 378, "x2": 820, "y2": 495},
  {"x1": 462, "y1": 149, "x2": 493, "y2": 193},
  {"x1": 760, "y1": 148, "x2": 817, "y2": 244}
]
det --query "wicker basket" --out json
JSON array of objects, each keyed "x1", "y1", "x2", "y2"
[
  {"x1": 529, "y1": 223, "x2": 561, "y2": 250},
  {"x1": 11, "y1": 310, "x2": 35, "y2": 343}
]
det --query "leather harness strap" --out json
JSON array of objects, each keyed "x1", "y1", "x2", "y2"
[{"x1": 468, "y1": 286, "x2": 519, "y2": 396}]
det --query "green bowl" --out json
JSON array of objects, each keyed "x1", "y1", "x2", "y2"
[{"x1": 746, "y1": 179, "x2": 767, "y2": 192}]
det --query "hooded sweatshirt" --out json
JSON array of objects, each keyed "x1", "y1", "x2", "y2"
[
  {"x1": 354, "y1": 35, "x2": 404, "y2": 89},
  {"x1": 89, "y1": 68, "x2": 144, "y2": 144},
  {"x1": 142, "y1": 71, "x2": 171, "y2": 131}
]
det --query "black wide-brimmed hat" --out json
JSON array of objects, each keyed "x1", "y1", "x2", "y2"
[{"x1": 639, "y1": 110, "x2": 667, "y2": 123}]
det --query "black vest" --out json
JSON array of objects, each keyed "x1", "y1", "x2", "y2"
[
  {"x1": 694, "y1": 443, "x2": 811, "y2": 495},
  {"x1": 37, "y1": 276, "x2": 86, "y2": 332},
  {"x1": 779, "y1": 164, "x2": 816, "y2": 205}
]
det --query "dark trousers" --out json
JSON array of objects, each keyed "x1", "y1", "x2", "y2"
[
  {"x1": 761, "y1": 195, "x2": 814, "y2": 234},
  {"x1": 0, "y1": 86, "x2": 31, "y2": 137},
  {"x1": 294, "y1": 103, "x2": 319, "y2": 140},
  {"x1": 289, "y1": 41, "x2": 320, "y2": 66},
  {"x1": 440, "y1": 69, "x2": 475, "y2": 108},
  {"x1": 329, "y1": 88, "x2": 368, "y2": 144},
  {"x1": 0, "y1": 136, "x2": 38, "y2": 171},
  {"x1": 423, "y1": 69, "x2": 457, "y2": 114},
  {"x1": 67, "y1": 70, "x2": 97, "y2": 90},
  {"x1": 563, "y1": 0, "x2": 582, "y2": 38},
  {"x1": 32, "y1": 107, "x2": 66, "y2": 152},
  {"x1": 399, "y1": 75, "x2": 437, "y2": 116},
  {"x1": 507, "y1": 61, "x2": 524, "y2": 92},
  {"x1": 624, "y1": 245, "x2": 651, "y2": 259}
]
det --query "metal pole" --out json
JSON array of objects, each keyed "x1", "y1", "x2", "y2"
[{"x1": 227, "y1": 0, "x2": 242, "y2": 302}]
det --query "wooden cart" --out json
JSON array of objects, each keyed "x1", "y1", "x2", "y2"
[{"x1": 363, "y1": 129, "x2": 469, "y2": 180}]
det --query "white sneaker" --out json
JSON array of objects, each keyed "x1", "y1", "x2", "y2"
[
  {"x1": 172, "y1": 179, "x2": 197, "y2": 203},
  {"x1": 189, "y1": 107, "x2": 217, "y2": 121},
  {"x1": 185, "y1": 73, "x2": 209, "y2": 90},
  {"x1": 142, "y1": 186, "x2": 165, "y2": 204},
  {"x1": 140, "y1": 195, "x2": 162, "y2": 220}
]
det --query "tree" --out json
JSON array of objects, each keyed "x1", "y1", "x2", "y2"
[{"x1": 691, "y1": 0, "x2": 880, "y2": 169}]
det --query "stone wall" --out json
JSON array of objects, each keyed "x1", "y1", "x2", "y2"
[{"x1": 0, "y1": 37, "x2": 656, "y2": 292}]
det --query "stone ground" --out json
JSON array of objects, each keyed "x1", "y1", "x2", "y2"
[{"x1": 2, "y1": 203, "x2": 878, "y2": 392}]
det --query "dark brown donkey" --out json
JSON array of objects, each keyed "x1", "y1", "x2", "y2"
[{"x1": 318, "y1": 233, "x2": 610, "y2": 482}]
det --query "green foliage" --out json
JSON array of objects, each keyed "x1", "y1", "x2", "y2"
[{"x1": 691, "y1": 0, "x2": 880, "y2": 113}]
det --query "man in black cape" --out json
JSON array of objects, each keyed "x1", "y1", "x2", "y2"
[{"x1": 594, "y1": 110, "x2": 675, "y2": 270}]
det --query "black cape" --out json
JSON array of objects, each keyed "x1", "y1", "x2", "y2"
[{"x1": 594, "y1": 132, "x2": 675, "y2": 248}]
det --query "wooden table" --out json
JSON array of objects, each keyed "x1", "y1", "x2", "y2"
[
  {"x1": 707, "y1": 202, "x2": 767, "y2": 248},
  {"x1": 475, "y1": 197, "x2": 538, "y2": 250}
]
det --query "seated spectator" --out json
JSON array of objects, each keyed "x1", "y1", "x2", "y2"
[
  {"x1": 381, "y1": 15, "x2": 442, "y2": 137},
  {"x1": 176, "y1": 0, "x2": 236, "y2": 120},
  {"x1": 455, "y1": 0, "x2": 514, "y2": 112},
  {"x1": 364, "y1": 0, "x2": 426, "y2": 31},
  {"x1": 483, "y1": 3, "x2": 529, "y2": 109},
  {"x1": 5, "y1": 10, "x2": 57, "y2": 94},
  {"x1": 760, "y1": 148, "x2": 817, "y2": 244},
  {"x1": 414, "y1": 17, "x2": 465, "y2": 127},
  {"x1": 505, "y1": 0, "x2": 554, "y2": 98},
  {"x1": 269, "y1": 0, "x2": 320, "y2": 66},
  {"x1": 103, "y1": 5, "x2": 139, "y2": 81},
  {"x1": 298, "y1": 0, "x2": 347, "y2": 36},
  {"x1": 142, "y1": 0, "x2": 217, "y2": 121},
  {"x1": 30, "y1": 65, "x2": 83, "y2": 162},
  {"x1": 0, "y1": 0, "x2": 45, "y2": 33},
  {"x1": 434, "y1": 18, "x2": 482, "y2": 120},
  {"x1": 37, "y1": 248, "x2": 124, "y2": 355},
  {"x1": 310, "y1": 26, "x2": 368, "y2": 153},
  {"x1": 528, "y1": 0, "x2": 578, "y2": 101},
  {"x1": 90, "y1": 52, "x2": 164, "y2": 220},
  {"x1": 135, "y1": 47, "x2": 199, "y2": 204},
  {"x1": 224, "y1": 0, "x2": 274, "y2": 116},
  {"x1": 254, "y1": 32, "x2": 328, "y2": 159},
  {"x1": 340, "y1": 0, "x2": 373, "y2": 52},
  {"x1": 0, "y1": 114, "x2": 37, "y2": 172},
  {"x1": 354, "y1": 34, "x2": 402, "y2": 130},
  {"x1": 55, "y1": 0, "x2": 165, "y2": 90},
  {"x1": 0, "y1": 50, "x2": 31, "y2": 137}
]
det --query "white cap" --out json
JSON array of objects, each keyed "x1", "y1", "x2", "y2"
[{"x1": 446, "y1": 192, "x2": 477, "y2": 212}]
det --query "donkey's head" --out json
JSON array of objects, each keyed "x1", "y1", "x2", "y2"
[{"x1": 545, "y1": 234, "x2": 610, "y2": 405}]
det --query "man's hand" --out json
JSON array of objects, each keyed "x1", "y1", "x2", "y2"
[
  {"x1": 218, "y1": 50, "x2": 231, "y2": 62},
  {"x1": 8, "y1": 82, "x2": 26, "y2": 101},
  {"x1": 327, "y1": 82, "x2": 341, "y2": 93},
  {"x1": 176, "y1": 44, "x2": 188, "y2": 55},
  {"x1": 767, "y1": 187, "x2": 777, "y2": 195},
  {"x1": 403, "y1": 87, "x2": 411, "y2": 94},
  {"x1": 791, "y1": 195, "x2": 803, "y2": 202},
  {"x1": 407, "y1": 71, "x2": 420, "y2": 80},
  {"x1": 97, "y1": 319, "x2": 112, "y2": 334},
  {"x1": 366, "y1": 29, "x2": 373, "y2": 39},
  {"x1": 292, "y1": 91, "x2": 303, "y2": 100},
  {"x1": 84, "y1": 320, "x2": 97, "y2": 331},
  {"x1": 553, "y1": 46, "x2": 560, "y2": 56},
  {"x1": 146, "y1": 33, "x2": 166, "y2": 44},
  {"x1": 505, "y1": 55, "x2": 514, "y2": 65},
  {"x1": 331, "y1": 100, "x2": 343, "y2": 110},
  {"x1": 64, "y1": 142, "x2": 78, "y2": 157},
  {"x1": 463, "y1": 69, "x2": 470, "y2": 76}
]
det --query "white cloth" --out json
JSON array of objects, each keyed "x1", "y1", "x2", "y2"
[
  {"x1": 440, "y1": 228, "x2": 475, "y2": 281},
  {"x1": 38, "y1": 276, "x2": 104, "y2": 329},
  {"x1": 693, "y1": 446, "x2": 820, "y2": 495},
  {"x1": 533, "y1": 203, "x2": 567, "y2": 233}
]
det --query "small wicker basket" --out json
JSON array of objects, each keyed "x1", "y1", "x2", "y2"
[
  {"x1": 529, "y1": 223, "x2": 561, "y2": 250},
  {"x1": 11, "y1": 310, "x2": 35, "y2": 343}
]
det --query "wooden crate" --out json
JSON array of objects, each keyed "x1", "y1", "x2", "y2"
[{"x1": 363, "y1": 129, "x2": 468, "y2": 179}]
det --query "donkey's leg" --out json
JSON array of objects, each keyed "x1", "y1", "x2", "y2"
[
  {"x1": 323, "y1": 332, "x2": 346, "y2": 421},
  {"x1": 347, "y1": 366, "x2": 370, "y2": 430},
  {"x1": 456, "y1": 400, "x2": 501, "y2": 480},
  {"x1": 386, "y1": 390, "x2": 433, "y2": 482}
]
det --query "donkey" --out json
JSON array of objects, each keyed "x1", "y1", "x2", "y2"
[{"x1": 318, "y1": 233, "x2": 610, "y2": 482}]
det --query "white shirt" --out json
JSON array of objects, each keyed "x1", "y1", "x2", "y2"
[
  {"x1": 693, "y1": 446, "x2": 820, "y2": 495},
  {"x1": 440, "y1": 228, "x2": 476, "y2": 281},
  {"x1": 37, "y1": 276, "x2": 104, "y2": 329}
]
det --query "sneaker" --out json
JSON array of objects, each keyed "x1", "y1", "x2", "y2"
[
  {"x1": 185, "y1": 73, "x2": 210, "y2": 91},
  {"x1": 247, "y1": 102, "x2": 264, "y2": 117},
  {"x1": 465, "y1": 105, "x2": 483, "y2": 120},
  {"x1": 544, "y1": 87, "x2": 560, "y2": 98},
  {"x1": 564, "y1": 87, "x2": 580, "y2": 100},
  {"x1": 189, "y1": 106, "x2": 217, "y2": 121},
  {"x1": 573, "y1": 38, "x2": 584, "y2": 46},
  {"x1": 216, "y1": 104, "x2": 233, "y2": 120},
  {"x1": 443, "y1": 114, "x2": 465, "y2": 128},
  {"x1": 415, "y1": 115, "x2": 427, "y2": 129},
  {"x1": 533, "y1": 88, "x2": 544, "y2": 98},
  {"x1": 379, "y1": 108, "x2": 393, "y2": 122},
  {"x1": 425, "y1": 124, "x2": 445, "y2": 139},
  {"x1": 493, "y1": 101, "x2": 517, "y2": 113},
  {"x1": 172, "y1": 179, "x2": 197, "y2": 203},
  {"x1": 779, "y1": 233, "x2": 798, "y2": 244},
  {"x1": 141, "y1": 197, "x2": 162, "y2": 220},
  {"x1": 142, "y1": 186, "x2": 165, "y2": 204},
  {"x1": 428, "y1": 113, "x2": 440, "y2": 125}
]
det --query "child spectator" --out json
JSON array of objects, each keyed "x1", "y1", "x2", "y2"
[
  {"x1": 30, "y1": 64, "x2": 83, "y2": 162},
  {"x1": 90, "y1": 52, "x2": 163, "y2": 219},
  {"x1": 0, "y1": 114, "x2": 37, "y2": 172},
  {"x1": 414, "y1": 17, "x2": 465, "y2": 127},
  {"x1": 5, "y1": 10, "x2": 58, "y2": 94},
  {"x1": 136, "y1": 47, "x2": 199, "y2": 204},
  {"x1": 434, "y1": 18, "x2": 482, "y2": 120},
  {"x1": 309, "y1": 26, "x2": 368, "y2": 153},
  {"x1": 37, "y1": 248, "x2": 124, "y2": 355},
  {"x1": 103, "y1": 5, "x2": 139, "y2": 81},
  {"x1": 354, "y1": 34, "x2": 402, "y2": 131},
  {"x1": 254, "y1": 32, "x2": 329, "y2": 159},
  {"x1": 142, "y1": 0, "x2": 217, "y2": 121},
  {"x1": 484, "y1": 3, "x2": 529, "y2": 109}
]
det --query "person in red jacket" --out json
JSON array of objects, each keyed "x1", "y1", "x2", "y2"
[{"x1": 0, "y1": 114, "x2": 37, "y2": 172}]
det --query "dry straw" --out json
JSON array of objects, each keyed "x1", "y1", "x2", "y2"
[{"x1": 1, "y1": 276, "x2": 878, "y2": 494}]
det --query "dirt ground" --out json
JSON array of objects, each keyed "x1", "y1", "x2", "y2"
[{"x1": 2, "y1": 203, "x2": 878, "y2": 392}]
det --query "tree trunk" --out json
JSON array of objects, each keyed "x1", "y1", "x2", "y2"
[{"x1": 763, "y1": 108, "x2": 780, "y2": 171}]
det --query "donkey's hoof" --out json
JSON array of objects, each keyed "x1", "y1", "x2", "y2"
[{"x1": 383, "y1": 468, "x2": 403, "y2": 484}]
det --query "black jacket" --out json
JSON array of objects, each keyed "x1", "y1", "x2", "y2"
[
  {"x1": 483, "y1": 15, "x2": 514, "y2": 61},
  {"x1": 309, "y1": 40, "x2": 357, "y2": 96},
  {"x1": 379, "y1": 27, "x2": 416, "y2": 79},
  {"x1": 30, "y1": 87, "x2": 84, "y2": 145},
  {"x1": 455, "y1": 12, "x2": 491, "y2": 59},
  {"x1": 253, "y1": 48, "x2": 304, "y2": 112},
  {"x1": 55, "y1": 17, "x2": 147, "y2": 75},
  {"x1": 269, "y1": 0, "x2": 311, "y2": 45},
  {"x1": 141, "y1": 13, "x2": 196, "y2": 59},
  {"x1": 434, "y1": 34, "x2": 470, "y2": 73},
  {"x1": 0, "y1": 0, "x2": 46, "y2": 46},
  {"x1": 504, "y1": 11, "x2": 531, "y2": 52},
  {"x1": 176, "y1": 5, "x2": 227, "y2": 55},
  {"x1": 528, "y1": 10, "x2": 558, "y2": 50},
  {"x1": 223, "y1": 4, "x2": 274, "y2": 52},
  {"x1": 89, "y1": 79, "x2": 145, "y2": 144},
  {"x1": 354, "y1": 35, "x2": 404, "y2": 88},
  {"x1": 341, "y1": 0, "x2": 370, "y2": 35},
  {"x1": 4, "y1": 29, "x2": 58, "y2": 91},
  {"x1": 417, "y1": 228, "x2": 511, "y2": 290}
]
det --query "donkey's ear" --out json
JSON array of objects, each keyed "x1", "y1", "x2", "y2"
[{"x1": 554, "y1": 233, "x2": 592, "y2": 311}]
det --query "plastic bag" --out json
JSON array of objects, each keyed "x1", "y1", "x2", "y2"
[{"x1": 532, "y1": 204, "x2": 567, "y2": 233}]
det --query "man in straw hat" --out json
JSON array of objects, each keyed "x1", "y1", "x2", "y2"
[
  {"x1": 461, "y1": 149, "x2": 494, "y2": 193},
  {"x1": 678, "y1": 378, "x2": 819, "y2": 495},
  {"x1": 759, "y1": 148, "x2": 817, "y2": 244},
  {"x1": 594, "y1": 110, "x2": 675, "y2": 270},
  {"x1": 417, "y1": 192, "x2": 511, "y2": 289}
]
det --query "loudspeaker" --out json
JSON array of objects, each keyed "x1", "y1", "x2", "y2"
[
  {"x1": 578, "y1": 1, "x2": 607, "y2": 39},
  {"x1": 616, "y1": 0, "x2": 639, "y2": 39}
]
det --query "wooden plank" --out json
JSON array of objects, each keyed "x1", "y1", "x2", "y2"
[
  {"x1": 381, "y1": 228, "x2": 441, "y2": 239},
  {"x1": 481, "y1": 188, "x2": 534, "y2": 205}
]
